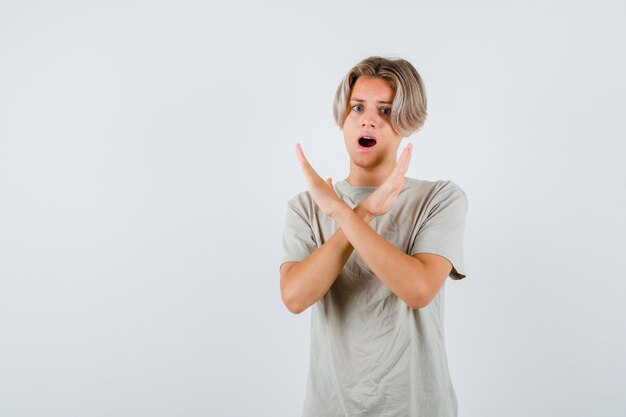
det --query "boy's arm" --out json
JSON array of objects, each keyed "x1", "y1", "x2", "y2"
[
  {"x1": 295, "y1": 144, "x2": 452, "y2": 309},
  {"x1": 280, "y1": 205, "x2": 370, "y2": 315},
  {"x1": 331, "y1": 207, "x2": 452, "y2": 309},
  {"x1": 280, "y1": 143, "x2": 409, "y2": 314}
]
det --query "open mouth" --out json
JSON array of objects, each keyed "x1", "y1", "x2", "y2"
[{"x1": 358, "y1": 136, "x2": 377, "y2": 148}]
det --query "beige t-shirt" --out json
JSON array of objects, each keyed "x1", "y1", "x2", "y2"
[{"x1": 281, "y1": 178, "x2": 468, "y2": 417}]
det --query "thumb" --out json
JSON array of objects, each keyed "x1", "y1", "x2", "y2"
[{"x1": 326, "y1": 177, "x2": 333, "y2": 187}]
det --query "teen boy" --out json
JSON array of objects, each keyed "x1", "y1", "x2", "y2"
[{"x1": 280, "y1": 56, "x2": 468, "y2": 417}]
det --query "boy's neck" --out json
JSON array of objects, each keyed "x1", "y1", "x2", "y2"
[{"x1": 345, "y1": 161, "x2": 395, "y2": 187}]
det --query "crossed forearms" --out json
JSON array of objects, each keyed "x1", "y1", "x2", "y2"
[
  {"x1": 283, "y1": 144, "x2": 428, "y2": 313},
  {"x1": 331, "y1": 204, "x2": 427, "y2": 309},
  {"x1": 280, "y1": 204, "x2": 427, "y2": 314}
]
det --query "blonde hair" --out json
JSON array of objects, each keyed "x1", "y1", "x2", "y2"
[{"x1": 333, "y1": 56, "x2": 427, "y2": 137}]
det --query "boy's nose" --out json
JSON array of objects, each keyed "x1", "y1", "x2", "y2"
[{"x1": 360, "y1": 112, "x2": 378, "y2": 128}]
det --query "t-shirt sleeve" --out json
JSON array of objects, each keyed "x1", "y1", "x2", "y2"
[
  {"x1": 280, "y1": 195, "x2": 318, "y2": 268},
  {"x1": 410, "y1": 181, "x2": 468, "y2": 280}
]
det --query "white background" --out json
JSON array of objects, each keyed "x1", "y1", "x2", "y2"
[{"x1": 1, "y1": 1, "x2": 625, "y2": 416}]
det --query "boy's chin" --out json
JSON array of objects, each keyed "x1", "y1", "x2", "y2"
[{"x1": 349, "y1": 154, "x2": 385, "y2": 170}]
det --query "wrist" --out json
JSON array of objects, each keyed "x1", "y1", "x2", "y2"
[
  {"x1": 331, "y1": 201, "x2": 355, "y2": 221},
  {"x1": 354, "y1": 205, "x2": 374, "y2": 223},
  {"x1": 328, "y1": 200, "x2": 351, "y2": 219}
]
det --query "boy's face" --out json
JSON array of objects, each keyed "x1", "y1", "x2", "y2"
[{"x1": 342, "y1": 76, "x2": 403, "y2": 171}]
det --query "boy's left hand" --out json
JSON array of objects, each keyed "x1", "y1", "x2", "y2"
[
  {"x1": 358, "y1": 143, "x2": 412, "y2": 219},
  {"x1": 296, "y1": 144, "x2": 348, "y2": 217}
]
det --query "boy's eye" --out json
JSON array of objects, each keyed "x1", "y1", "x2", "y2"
[
  {"x1": 352, "y1": 104, "x2": 364, "y2": 112},
  {"x1": 379, "y1": 107, "x2": 391, "y2": 116}
]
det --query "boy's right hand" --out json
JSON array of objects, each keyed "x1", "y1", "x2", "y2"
[{"x1": 358, "y1": 144, "x2": 413, "y2": 219}]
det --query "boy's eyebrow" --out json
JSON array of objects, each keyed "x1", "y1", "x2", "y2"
[{"x1": 350, "y1": 98, "x2": 393, "y2": 104}]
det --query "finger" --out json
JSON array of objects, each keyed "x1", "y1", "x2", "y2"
[
  {"x1": 295, "y1": 144, "x2": 313, "y2": 172},
  {"x1": 295, "y1": 144, "x2": 323, "y2": 182},
  {"x1": 396, "y1": 145, "x2": 408, "y2": 168},
  {"x1": 295, "y1": 143, "x2": 309, "y2": 167},
  {"x1": 398, "y1": 143, "x2": 413, "y2": 176},
  {"x1": 385, "y1": 145, "x2": 411, "y2": 190},
  {"x1": 326, "y1": 177, "x2": 333, "y2": 187},
  {"x1": 390, "y1": 144, "x2": 410, "y2": 178}
]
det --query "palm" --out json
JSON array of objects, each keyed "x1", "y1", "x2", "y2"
[
  {"x1": 360, "y1": 144, "x2": 412, "y2": 218},
  {"x1": 366, "y1": 176, "x2": 405, "y2": 216},
  {"x1": 296, "y1": 144, "x2": 344, "y2": 217}
]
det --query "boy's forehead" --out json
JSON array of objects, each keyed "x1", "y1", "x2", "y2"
[{"x1": 350, "y1": 76, "x2": 395, "y2": 102}]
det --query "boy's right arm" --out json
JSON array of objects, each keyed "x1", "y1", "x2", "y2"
[
  {"x1": 281, "y1": 145, "x2": 410, "y2": 314},
  {"x1": 280, "y1": 205, "x2": 371, "y2": 314}
]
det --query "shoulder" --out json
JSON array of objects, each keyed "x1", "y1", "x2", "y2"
[
  {"x1": 286, "y1": 190, "x2": 316, "y2": 218},
  {"x1": 403, "y1": 178, "x2": 467, "y2": 202},
  {"x1": 287, "y1": 190, "x2": 312, "y2": 206}
]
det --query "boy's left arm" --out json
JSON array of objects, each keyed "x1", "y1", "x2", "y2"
[
  {"x1": 296, "y1": 144, "x2": 451, "y2": 309},
  {"x1": 331, "y1": 206, "x2": 451, "y2": 309}
]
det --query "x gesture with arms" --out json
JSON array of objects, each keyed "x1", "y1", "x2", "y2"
[{"x1": 280, "y1": 143, "x2": 452, "y2": 313}]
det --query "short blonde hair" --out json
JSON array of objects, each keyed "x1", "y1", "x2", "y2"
[{"x1": 333, "y1": 56, "x2": 427, "y2": 137}]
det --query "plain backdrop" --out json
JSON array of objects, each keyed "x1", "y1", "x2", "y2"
[{"x1": 1, "y1": 1, "x2": 625, "y2": 416}]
